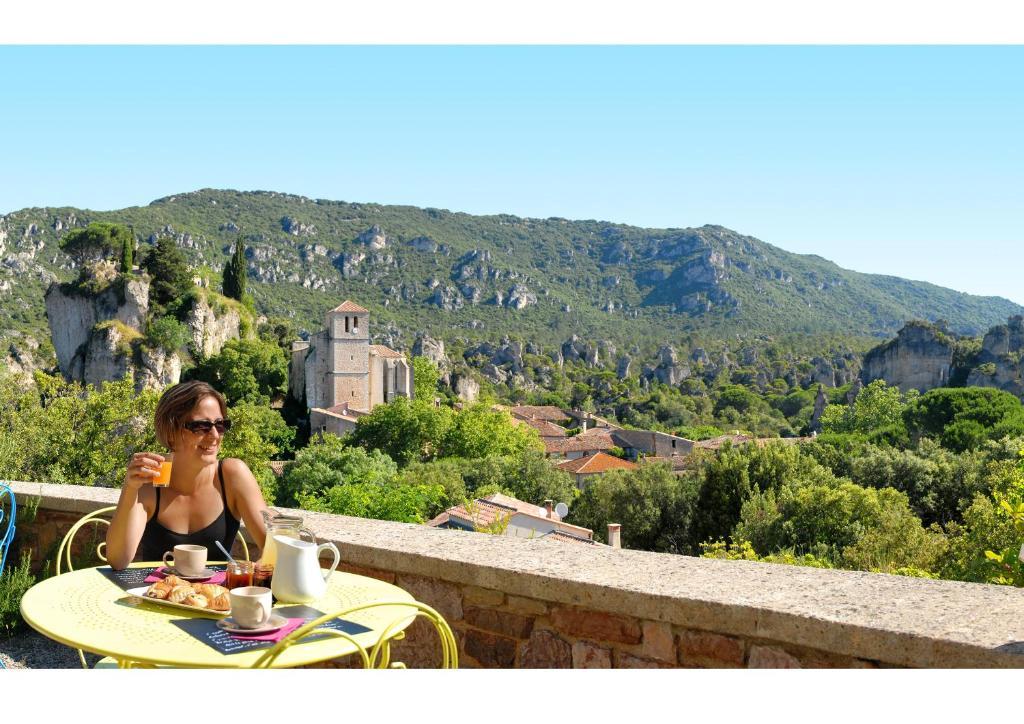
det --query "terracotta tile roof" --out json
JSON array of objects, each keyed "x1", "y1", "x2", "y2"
[
  {"x1": 314, "y1": 404, "x2": 368, "y2": 421},
  {"x1": 438, "y1": 499, "x2": 517, "y2": 529},
  {"x1": 543, "y1": 530, "x2": 598, "y2": 545},
  {"x1": 512, "y1": 417, "x2": 568, "y2": 438},
  {"x1": 510, "y1": 405, "x2": 571, "y2": 422},
  {"x1": 331, "y1": 300, "x2": 369, "y2": 313},
  {"x1": 544, "y1": 431, "x2": 616, "y2": 454},
  {"x1": 268, "y1": 461, "x2": 290, "y2": 477},
  {"x1": 556, "y1": 452, "x2": 637, "y2": 475},
  {"x1": 483, "y1": 493, "x2": 559, "y2": 520},
  {"x1": 369, "y1": 344, "x2": 405, "y2": 359}
]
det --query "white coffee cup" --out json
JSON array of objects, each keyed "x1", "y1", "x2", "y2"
[
  {"x1": 163, "y1": 544, "x2": 207, "y2": 576},
  {"x1": 229, "y1": 586, "x2": 273, "y2": 629}
]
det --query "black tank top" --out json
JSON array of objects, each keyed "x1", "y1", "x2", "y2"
[{"x1": 139, "y1": 460, "x2": 241, "y2": 562}]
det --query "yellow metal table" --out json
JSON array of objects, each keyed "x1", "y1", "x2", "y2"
[{"x1": 20, "y1": 563, "x2": 416, "y2": 668}]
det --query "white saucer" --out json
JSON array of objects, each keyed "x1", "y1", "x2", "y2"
[
  {"x1": 216, "y1": 613, "x2": 289, "y2": 635},
  {"x1": 161, "y1": 567, "x2": 217, "y2": 581}
]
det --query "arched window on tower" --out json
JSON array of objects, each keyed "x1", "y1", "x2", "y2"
[{"x1": 344, "y1": 316, "x2": 350, "y2": 333}]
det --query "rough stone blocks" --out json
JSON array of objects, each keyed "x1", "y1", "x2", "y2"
[{"x1": 549, "y1": 606, "x2": 642, "y2": 645}]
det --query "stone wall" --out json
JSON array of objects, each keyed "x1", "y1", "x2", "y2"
[{"x1": 9, "y1": 482, "x2": 1024, "y2": 669}]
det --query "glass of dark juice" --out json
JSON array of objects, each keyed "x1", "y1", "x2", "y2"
[{"x1": 253, "y1": 563, "x2": 274, "y2": 589}]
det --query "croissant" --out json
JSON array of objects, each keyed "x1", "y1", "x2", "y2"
[
  {"x1": 145, "y1": 583, "x2": 170, "y2": 599},
  {"x1": 163, "y1": 575, "x2": 187, "y2": 587},
  {"x1": 209, "y1": 592, "x2": 231, "y2": 611},
  {"x1": 194, "y1": 584, "x2": 228, "y2": 599},
  {"x1": 169, "y1": 585, "x2": 193, "y2": 604},
  {"x1": 185, "y1": 593, "x2": 209, "y2": 609}
]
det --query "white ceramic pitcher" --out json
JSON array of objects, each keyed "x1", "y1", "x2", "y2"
[{"x1": 270, "y1": 535, "x2": 341, "y2": 603}]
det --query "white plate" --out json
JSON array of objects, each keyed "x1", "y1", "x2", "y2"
[
  {"x1": 216, "y1": 613, "x2": 289, "y2": 635},
  {"x1": 126, "y1": 585, "x2": 231, "y2": 618}
]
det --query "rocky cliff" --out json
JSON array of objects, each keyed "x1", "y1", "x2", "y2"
[
  {"x1": 966, "y1": 315, "x2": 1024, "y2": 399},
  {"x1": 860, "y1": 321, "x2": 953, "y2": 392},
  {"x1": 44, "y1": 270, "x2": 241, "y2": 391}
]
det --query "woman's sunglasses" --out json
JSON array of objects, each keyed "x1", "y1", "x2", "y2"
[{"x1": 182, "y1": 418, "x2": 232, "y2": 435}]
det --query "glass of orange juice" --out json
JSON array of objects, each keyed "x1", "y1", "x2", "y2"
[{"x1": 153, "y1": 455, "x2": 172, "y2": 487}]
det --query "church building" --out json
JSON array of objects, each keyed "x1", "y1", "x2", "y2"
[{"x1": 289, "y1": 300, "x2": 414, "y2": 435}]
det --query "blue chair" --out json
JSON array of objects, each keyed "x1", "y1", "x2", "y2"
[
  {"x1": 0, "y1": 483, "x2": 14, "y2": 573},
  {"x1": 0, "y1": 483, "x2": 14, "y2": 670}
]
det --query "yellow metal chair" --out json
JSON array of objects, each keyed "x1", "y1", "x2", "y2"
[
  {"x1": 55, "y1": 505, "x2": 251, "y2": 668},
  {"x1": 252, "y1": 600, "x2": 459, "y2": 669}
]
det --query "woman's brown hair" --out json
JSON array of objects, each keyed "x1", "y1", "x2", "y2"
[{"x1": 154, "y1": 381, "x2": 228, "y2": 449}]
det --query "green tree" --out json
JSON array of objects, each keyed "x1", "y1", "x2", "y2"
[
  {"x1": 571, "y1": 462, "x2": 701, "y2": 552},
  {"x1": 412, "y1": 356, "x2": 440, "y2": 402},
  {"x1": 142, "y1": 237, "x2": 192, "y2": 308},
  {"x1": 278, "y1": 434, "x2": 398, "y2": 507},
  {"x1": 120, "y1": 230, "x2": 134, "y2": 273},
  {"x1": 60, "y1": 222, "x2": 132, "y2": 267},
  {"x1": 222, "y1": 239, "x2": 247, "y2": 301},
  {"x1": 693, "y1": 443, "x2": 752, "y2": 546},
  {"x1": 349, "y1": 397, "x2": 454, "y2": 467},
  {"x1": 819, "y1": 380, "x2": 916, "y2": 437},
  {"x1": 145, "y1": 316, "x2": 190, "y2": 354},
  {"x1": 438, "y1": 404, "x2": 543, "y2": 459},
  {"x1": 903, "y1": 387, "x2": 1024, "y2": 452},
  {"x1": 188, "y1": 338, "x2": 288, "y2": 405}
]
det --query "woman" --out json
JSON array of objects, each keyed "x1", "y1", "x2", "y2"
[{"x1": 105, "y1": 380, "x2": 269, "y2": 570}]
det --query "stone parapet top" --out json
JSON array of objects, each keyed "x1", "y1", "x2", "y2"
[{"x1": 9, "y1": 481, "x2": 1024, "y2": 667}]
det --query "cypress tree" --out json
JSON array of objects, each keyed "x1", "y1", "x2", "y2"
[
  {"x1": 222, "y1": 238, "x2": 246, "y2": 300},
  {"x1": 120, "y1": 233, "x2": 134, "y2": 273}
]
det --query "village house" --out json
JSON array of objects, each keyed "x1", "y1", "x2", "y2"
[
  {"x1": 428, "y1": 492, "x2": 598, "y2": 545},
  {"x1": 288, "y1": 300, "x2": 414, "y2": 436},
  {"x1": 555, "y1": 451, "x2": 638, "y2": 489}
]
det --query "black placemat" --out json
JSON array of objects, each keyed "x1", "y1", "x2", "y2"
[
  {"x1": 171, "y1": 605, "x2": 372, "y2": 656},
  {"x1": 97, "y1": 565, "x2": 226, "y2": 591}
]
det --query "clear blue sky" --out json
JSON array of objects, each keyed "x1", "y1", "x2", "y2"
[{"x1": 2, "y1": 46, "x2": 1021, "y2": 303}]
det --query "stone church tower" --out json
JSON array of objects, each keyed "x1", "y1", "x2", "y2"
[
  {"x1": 326, "y1": 300, "x2": 371, "y2": 411},
  {"x1": 290, "y1": 300, "x2": 414, "y2": 435}
]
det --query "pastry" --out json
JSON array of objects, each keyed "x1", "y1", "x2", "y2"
[
  {"x1": 194, "y1": 583, "x2": 228, "y2": 599},
  {"x1": 208, "y1": 592, "x2": 231, "y2": 611},
  {"x1": 169, "y1": 585, "x2": 193, "y2": 604},
  {"x1": 184, "y1": 593, "x2": 209, "y2": 609},
  {"x1": 145, "y1": 583, "x2": 170, "y2": 599}
]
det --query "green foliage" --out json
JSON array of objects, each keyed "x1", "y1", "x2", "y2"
[
  {"x1": 412, "y1": 357, "x2": 440, "y2": 402},
  {"x1": 437, "y1": 404, "x2": 544, "y2": 459},
  {"x1": 676, "y1": 424, "x2": 724, "y2": 441},
  {"x1": 222, "y1": 239, "x2": 247, "y2": 301},
  {"x1": 700, "y1": 539, "x2": 834, "y2": 569},
  {"x1": 59, "y1": 222, "x2": 132, "y2": 266},
  {"x1": 847, "y1": 439, "x2": 987, "y2": 527},
  {"x1": 0, "y1": 551, "x2": 36, "y2": 637},
  {"x1": 278, "y1": 434, "x2": 398, "y2": 507},
  {"x1": 820, "y1": 380, "x2": 916, "y2": 437},
  {"x1": 693, "y1": 443, "x2": 752, "y2": 546},
  {"x1": 187, "y1": 338, "x2": 288, "y2": 405},
  {"x1": 145, "y1": 315, "x2": 190, "y2": 354},
  {"x1": 903, "y1": 387, "x2": 1024, "y2": 451},
  {"x1": 282, "y1": 433, "x2": 444, "y2": 523},
  {"x1": 0, "y1": 372, "x2": 159, "y2": 486},
  {"x1": 571, "y1": 462, "x2": 701, "y2": 552},
  {"x1": 142, "y1": 237, "x2": 193, "y2": 308},
  {"x1": 349, "y1": 397, "x2": 454, "y2": 467},
  {"x1": 120, "y1": 231, "x2": 135, "y2": 273}
]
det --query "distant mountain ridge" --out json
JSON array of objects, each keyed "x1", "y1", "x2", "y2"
[{"x1": 1, "y1": 188, "x2": 1020, "y2": 363}]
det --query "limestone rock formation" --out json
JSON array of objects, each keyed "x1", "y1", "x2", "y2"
[
  {"x1": 45, "y1": 270, "x2": 149, "y2": 380},
  {"x1": 355, "y1": 225, "x2": 388, "y2": 250},
  {"x1": 506, "y1": 284, "x2": 538, "y2": 310},
  {"x1": 966, "y1": 315, "x2": 1024, "y2": 399},
  {"x1": 184, "y1": 294, "x2": 241, "y2": 359},
  {"x1": 452, "y1": 373, "x2": 480, "y2": 403},
  {"x1": 861, "y1": 321, "x2": 953, "y2": 393},
  {"x1": 412, "y1": 334, "x2": 448, "y2": 370}
]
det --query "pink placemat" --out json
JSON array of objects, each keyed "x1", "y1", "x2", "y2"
[
  {"x1": 144, "y1": 566, "x2": 227, "y2": 585},
  {"x1": 229, "y1": 617, "x2": 305, "y2": 642}
]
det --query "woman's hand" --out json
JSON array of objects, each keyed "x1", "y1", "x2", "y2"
[{"x1": 125, "y1": 452, "x2": 165, "y2": 491}]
